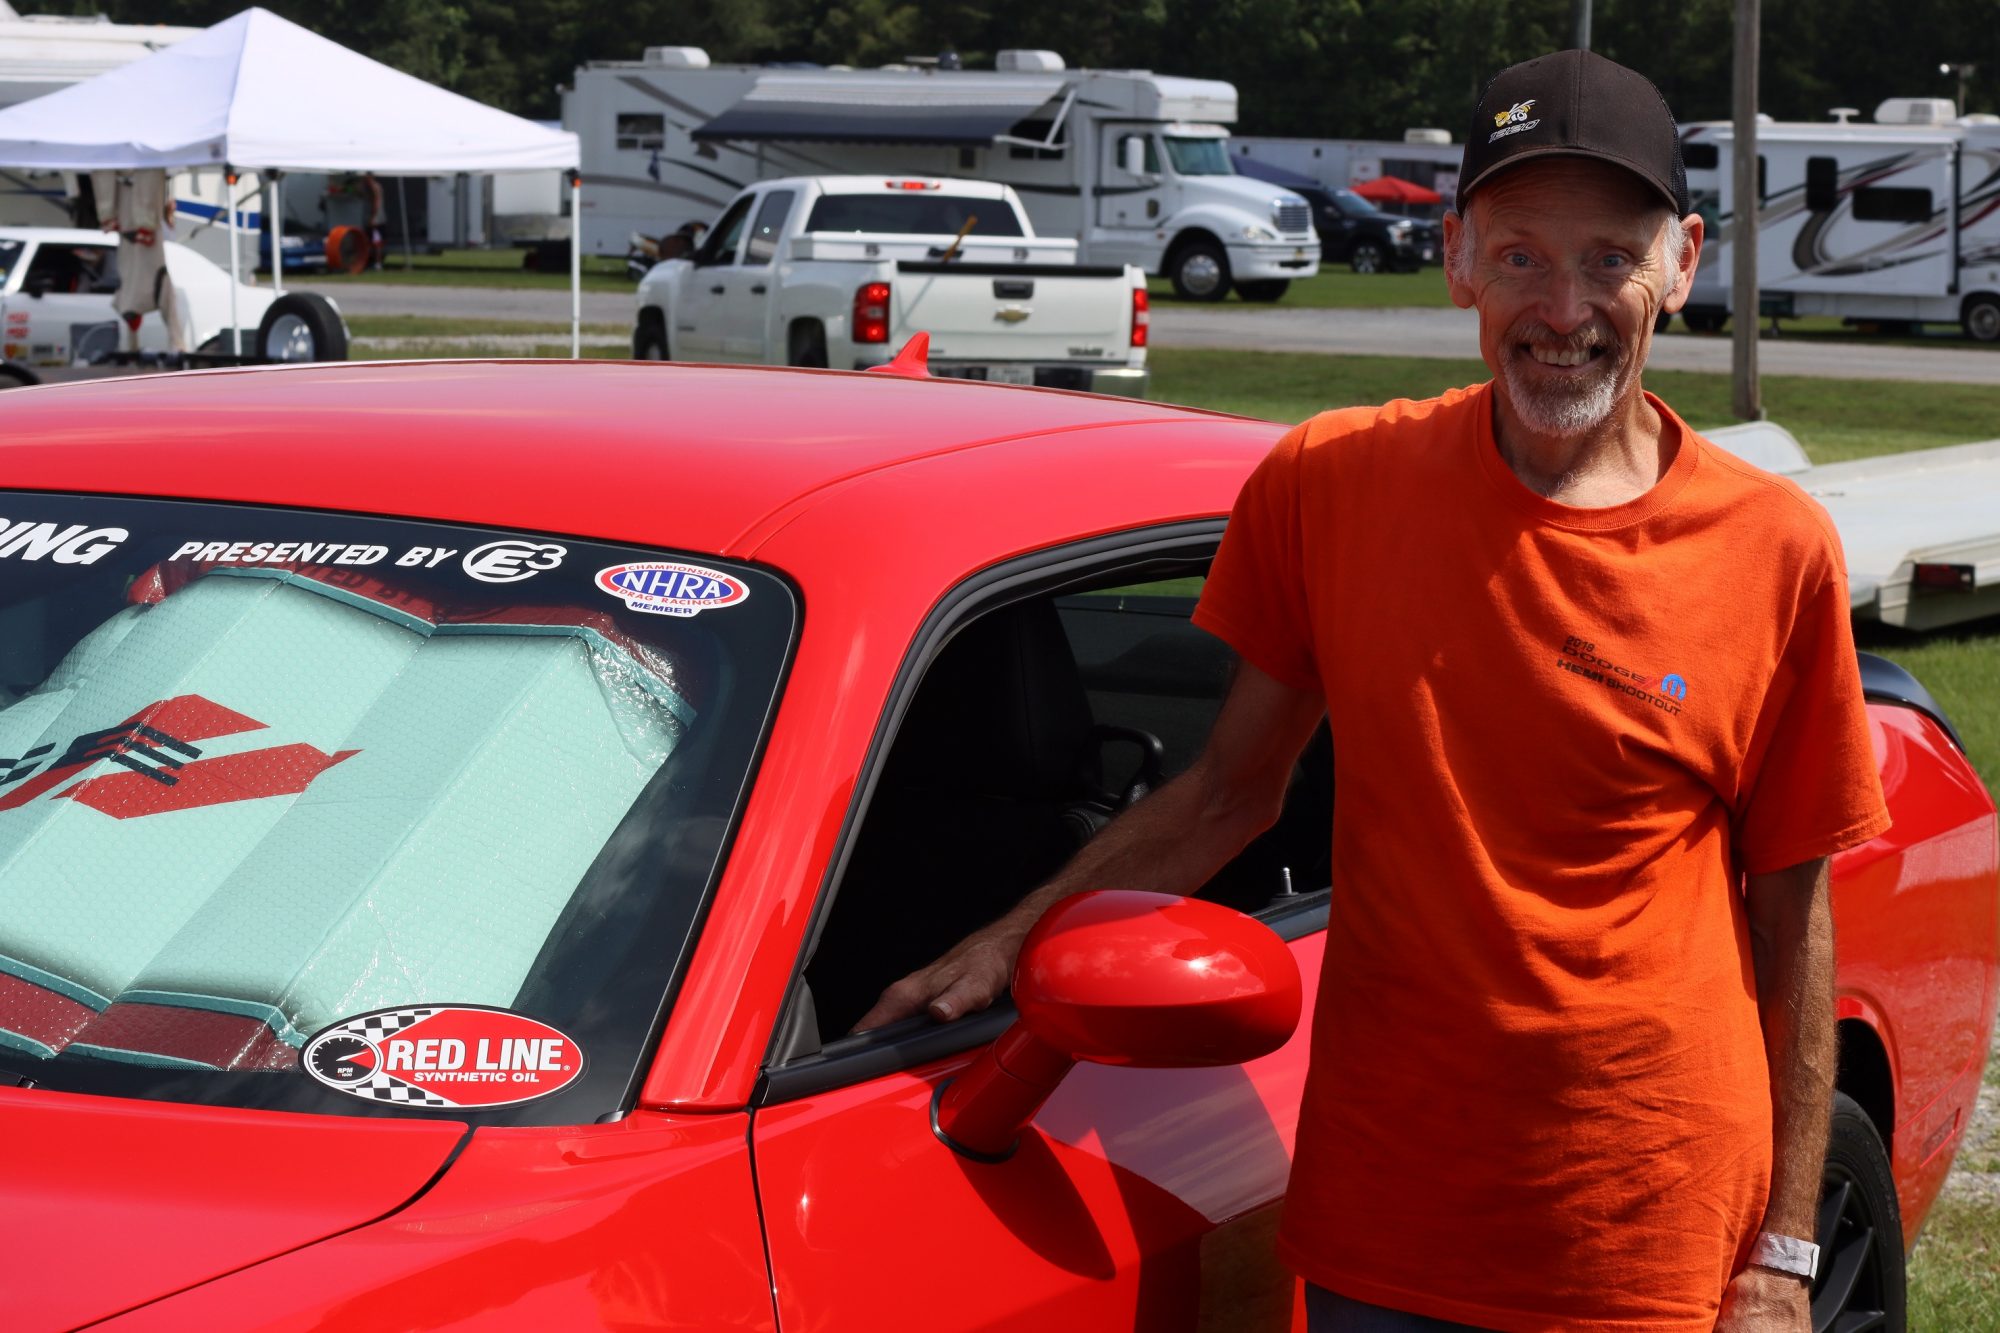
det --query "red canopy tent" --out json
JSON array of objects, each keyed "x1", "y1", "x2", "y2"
[{"x1": 1350, "y1": 175, "x2": 1443, "y2": 205}]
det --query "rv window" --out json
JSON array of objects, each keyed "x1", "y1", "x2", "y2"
[
  {"x1": 1681, "y1": 141, "x2": 1719, "y2": 171},
  {"x1": 1852, "y1": 187, "x2": 1934, "y2": 224},
  {"x1": 616, "y1": 114, "x2": 665, "y2": 152},
  {"x1": 1008, "y1": 118, "x2": 1066, "y2": 160},
  {"x1": 1806, "y1": 157, "x2": 1839, "y2": 213},
  {"x1": 744, "y1": 190, "x2": 796, "y2": 265}
]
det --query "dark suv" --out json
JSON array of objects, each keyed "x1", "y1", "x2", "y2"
[{"x1": 1297, "y1": 187, "x2": 1440, "y2": 273}]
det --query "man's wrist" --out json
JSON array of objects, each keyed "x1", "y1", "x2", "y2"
[{"x1": 1748, "y1": 1231, "x2": 1819, "y2": 1281}]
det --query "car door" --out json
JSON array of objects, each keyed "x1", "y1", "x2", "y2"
[
  {"x1": 724, "y1": 188, "x2": 796, "y2": 361},
  {"x1": 750, "y1": 547, "x2": 1326, "y2": 1332},
  {"x1": 674, "y1": 192, "x2": 755, "y2": 361},
  {"x1": 12, "y1": 239, "x2": 121, "y2": 366},
  {"x1": 1095, "y1": 127, "x2": 1168, "y2": 270}
]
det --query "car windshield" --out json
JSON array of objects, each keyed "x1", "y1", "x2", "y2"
[
  {"x1": 0, "y1": 493, "x2": 794, "y2": 1124},
  {"x1": 0, "y1": 239, "x2": 21, "y2": 288},
  {"x1": 804, "y1": 193, "x2": 1024, "y2": 236},
  {"x1": 1333, "y1": 190, "x2": 1388, "y2": 217},
  {"x1": 1163, "y1": 137, "x2": 1233, "y2": 176}
]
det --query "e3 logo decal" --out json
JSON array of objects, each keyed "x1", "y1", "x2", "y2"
[{"x1": 462, "y1": 540, "x2": 567, "y2": 584}]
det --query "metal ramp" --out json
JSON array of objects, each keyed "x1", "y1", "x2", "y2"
[{"x1": 1705, "y1": 423, "x2": 2000, "y2": 631}]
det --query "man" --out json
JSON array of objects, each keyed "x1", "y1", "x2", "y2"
[{"x1": 859, "y1": 50, "x2": 1889, "y2": 1333}]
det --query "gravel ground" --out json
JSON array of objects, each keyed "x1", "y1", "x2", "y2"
[{"x1": 1942, "y1": 1017, "x2": 2000, "y2": 1207}]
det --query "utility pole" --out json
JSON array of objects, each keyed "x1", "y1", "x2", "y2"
[
  {"x1": 1571, "y1": 0, "x2": 1592, "y2": 51},
  {"x1": 1732, "y1": 0, "x2": 1761, "y2": 420}
]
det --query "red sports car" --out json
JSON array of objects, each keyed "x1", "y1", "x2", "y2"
[{"x1": 0, "y1": 360, "x2": 1992, "y2": 1332}]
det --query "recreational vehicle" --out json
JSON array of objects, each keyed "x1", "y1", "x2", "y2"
[
  {"x1": 566, "y1": 48, "x2": 1319, "y2": 301},
  {"x1": 1679, "y1": 99, "x2": 2000, "y2": 341}
]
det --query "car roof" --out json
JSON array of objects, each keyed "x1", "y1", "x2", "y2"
[{"x1": 0, "y1": 360, "x2": 1276, "y2": 558}]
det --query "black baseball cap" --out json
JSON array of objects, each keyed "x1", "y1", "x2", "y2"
[{"x1": 1458, "y1": 49, "x2": 1689, "y2": 216}]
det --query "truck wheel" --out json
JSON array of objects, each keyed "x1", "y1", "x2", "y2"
[
  {"x1": 1349, "y1": 242, "x2": 1385, "y2": 274},
  {"x1": 1169, "y1": 241, "x2": 1232, "y2": 301},
  {"x1": 633, "y1": 309, "x2": 669, "y2": 360},
  {"x1": 787, "y1": 321, "x2": 828, "y2": 368},
  {"x1": 0, "y1": 361, "x2": 37, "y2": 390},
  {"x1": 1812, "y1": 1091, "x2": 1905, "y2": 1333},
  {"x1": 256, "y1": 293, "x2": 347, "y2": 363},
  {"x1": 1963, "y1": 294, "x2": 2000, "y2": 343},
  {"x1": 1236, "y1": 279, "x2": 1289, "y2": 302}
]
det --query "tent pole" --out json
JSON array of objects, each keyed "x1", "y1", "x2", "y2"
[
  {"x1": 569, "y1": 170, "x2": 581, "y2": 359},
  {"x1": 226, "y1": 167, "x2": 242, "y2": 357},
  {"x1": 268, "y1": 172, "x2": 284, "y2": 296}
]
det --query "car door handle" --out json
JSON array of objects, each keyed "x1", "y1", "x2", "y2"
[
  {"x1": 710, "y1": 285, "x2": 725, "y2": 295},
  {"x1": 750, "y1": 284, "x2": 767, "y2": 295}
]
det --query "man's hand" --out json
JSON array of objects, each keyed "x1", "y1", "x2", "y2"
[
  {"x1": 851, "y1": 917, "x2": 1029, "y2": 1032},
  {"x1": 1714, "y1": 1266, "x2": 1809, "y2": 1331}
]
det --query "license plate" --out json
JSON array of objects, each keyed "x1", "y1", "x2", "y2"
[
  {"x1": 990, "y1": 364, "x2": 1034, "y2": 385},
  {"x1": 1422, "y1": 247, "x2": 1436, "y2": 261}
]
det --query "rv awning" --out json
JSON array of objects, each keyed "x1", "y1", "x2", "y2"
[{"x1": 694, "y1": 74, "x2": 1066, "y2": 146}]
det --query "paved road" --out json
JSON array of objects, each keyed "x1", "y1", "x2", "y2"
[{"x1": 306, "y1": 281, "x2": 2000, "y2": 386}]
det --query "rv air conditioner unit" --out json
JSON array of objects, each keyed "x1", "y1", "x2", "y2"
[
  {"x1": 1403, "y1": 128, "x2": 1452, "y2": 145},
  {"x1": 644, "y1": 46, "x2": 710, "y2": 68},
  {"x1": 996, "y1": 49, "x2": 1065, "y2": 73},
  {"x1": 1873, "y1": 97, "x2": 1954, "y2": 125}
]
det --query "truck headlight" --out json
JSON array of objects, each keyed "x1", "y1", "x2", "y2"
[{"x1": 1240, "y1": 224, "x2": 1279, "y2": 242}]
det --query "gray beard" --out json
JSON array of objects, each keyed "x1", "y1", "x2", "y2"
[{"x1": 1499, "y1": 351, "x2": 1626, "y2": 438}]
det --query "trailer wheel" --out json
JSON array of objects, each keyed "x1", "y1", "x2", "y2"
[
  {"x1": 1236, "y1": 279, "x2": 1289, "y2": 302},
  {"x1": 1169, "y1": 240, "x2": 1231, "y2": 301},
  {"x1": 633, "y1": 309, "x2": 669, "y2": 360},
  {"x1": 1963, "y1": 294, "x2": 2000, "y2": 344},
  {"x1": 256, "y1": 293, "x2": 347, "y2": 363}
]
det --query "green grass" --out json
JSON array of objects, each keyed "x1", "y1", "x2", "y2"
[
  {"x1": 345, "y1": 315, "x2": 626, "y2": 339},
  {"x1": 1148, "y1": 264, "x2": 1460, "y2": 310},
  {"x1": 1911, "y1": 1198, "x2": 2000, "y2": 1330},
  {"x1": 295, "y1": 247, "x2": 632, "y2": 294}
]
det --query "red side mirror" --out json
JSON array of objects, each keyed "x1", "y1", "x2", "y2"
[{"x1": 932, "y1": 891, "x2": 1302, "y2": 1160}]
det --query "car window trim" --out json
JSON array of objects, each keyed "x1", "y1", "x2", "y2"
[{"x1": 753, "y1": 519, "x2": 1333, "y2": 1107}]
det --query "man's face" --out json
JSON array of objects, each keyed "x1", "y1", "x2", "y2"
[{"x1": 1444, "y1": 158, "x2": 1702, "y2": 440}]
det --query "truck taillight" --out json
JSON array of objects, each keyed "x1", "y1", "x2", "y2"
[
  {"x1": 854, "y1": 282, "x2": 891, "y2": 344},
  {"x1": 1131, "y1": 287, "x2": 1150, "y2": 348}
]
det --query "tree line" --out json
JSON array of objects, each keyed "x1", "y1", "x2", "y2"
[{"x1": 86, "y1": 0, "x2": 2000, "y2": 137}]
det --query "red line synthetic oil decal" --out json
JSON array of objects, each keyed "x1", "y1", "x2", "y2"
[
  {"x1": 595, "y1": 561, "x2": 749, "y2": 618},
  {"x1": 302, "y1": 1006, "x2": 585, "y2": 1109},
  {"x1": 0, "y1": 694, "x2": 357, "y2": 819}
]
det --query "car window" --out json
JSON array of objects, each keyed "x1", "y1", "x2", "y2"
[
  {"x1": 695, "y1": 195, "x2": 754, "y2": 266},
  {"x1": 1332, "y1": 190, "x2": 1386, "y2": 218},
  {"x1": 1164, "y1": 136, "x2": 1232, "y2": 176},
  {"x1": 0, "y1": 239, "x2": 22, "y2": 288},
  {"x1": 23, "y1": 243, "x2": 118, "y2": 295},
  {"x1": 744, "y1": 189, "x2": 796, "y2": 265},
  {"x1": 801, "y1": 564, "x2": 1330, "y2": 1047},
  {"x1": 803, "y1": 193, "x2": 1025, "y2": 237},
  {"x1": 0, "y1": 492, "x2": 795, "y2": 1124}
]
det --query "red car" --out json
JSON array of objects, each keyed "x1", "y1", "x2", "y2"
[{"x1": 0, "y1": 360, "x2": 1992, "y2": 1332}]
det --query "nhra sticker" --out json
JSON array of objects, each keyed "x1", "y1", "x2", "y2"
[
  {"x1": 596, "y1": 561, "x2": 749, "y2": 618},
  {"x1": 302, "y1": 1006, "x2": 585, "y2": 1109}
]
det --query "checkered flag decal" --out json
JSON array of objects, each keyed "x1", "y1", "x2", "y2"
[{"x1": 335, "y1": 1007, "x2": 454, "y2": 1108}]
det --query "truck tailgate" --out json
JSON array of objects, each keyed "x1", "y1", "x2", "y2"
[{"x1": 892, "y1": 262, "x2": 1135, "y2": 363}]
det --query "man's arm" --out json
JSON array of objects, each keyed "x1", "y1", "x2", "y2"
[
  {"x1": 1716, "y1": 856, "x2": 1836, "y2": 1331},
  {"x1": 851, "y1": 659, "x2": 1326, "y2": 1031}
]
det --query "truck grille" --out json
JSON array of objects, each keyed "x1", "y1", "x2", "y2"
[{"x1": 1275, "y1": 202, "x2": 1311, "y2": 235}]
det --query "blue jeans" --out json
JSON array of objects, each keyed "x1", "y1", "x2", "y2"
[{"x1": 1305, "y1": 1285, "x2": 1498, "y2": 1333}]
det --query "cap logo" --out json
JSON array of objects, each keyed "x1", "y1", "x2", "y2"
[{"x1": 1493, "y1": 99, "x2": 1537, "y2": 129}]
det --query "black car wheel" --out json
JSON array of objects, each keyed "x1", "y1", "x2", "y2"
[
  {"x1": 633, "y1": 309, "x2": 669, "y2": 360},
  {"x1": 1810, "y1": 1092, "x2": 1905, "y2": 1333},
  {"x1": 1170, "y1": 240, "x2": 1232, "y2": 301},
  {"x1": 1236, "y1": 279, "x2": 1289, "y2": 302},
  {"x1": 1350, "y1": 242, "x2": 1385, "y2": 275},
  {"x1": 256, "y1": 293, "x2": 347, "y2": 363}
]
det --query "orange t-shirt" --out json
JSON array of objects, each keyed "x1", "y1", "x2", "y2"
[{"x1": 1192, "y1": 384, "x2": 1891, "y2": 1333}]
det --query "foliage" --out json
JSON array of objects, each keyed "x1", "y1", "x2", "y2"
[{"x1": 79, "y1": 0, "x2": 2000, "y2": 127}]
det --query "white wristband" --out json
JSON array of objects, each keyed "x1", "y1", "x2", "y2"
[{"x1": 1749, "y1": 1231, "x2": 1819, "y2": 1280}]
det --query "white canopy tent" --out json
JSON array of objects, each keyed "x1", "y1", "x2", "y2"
[{"x1": 0, "y1": 7, "x2": 585, "y2": 355}]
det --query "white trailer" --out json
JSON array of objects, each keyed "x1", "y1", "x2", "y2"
[
  {"x1": 1678, "y1": 100, "x2": 2000, "y2": 341},
  {"x1": 565, "y1": 48, "x2": 1319, "y2": 302}
]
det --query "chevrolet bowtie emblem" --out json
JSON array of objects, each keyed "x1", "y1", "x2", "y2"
[{"x1": 994, "y1": 306, "x2": 1031, "y2": 323}]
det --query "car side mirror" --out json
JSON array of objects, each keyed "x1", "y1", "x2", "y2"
[
  {"x1": 1120, "y1": 138, "x2": 1151, "y2": 180},
  {"x1": 931, "y1": 890, "x2": 1301, "y2": 1160},
  {"x1": 22, "y1": 276, "x2": 51, "y2": 298}
]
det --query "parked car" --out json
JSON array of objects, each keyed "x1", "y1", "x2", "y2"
[
  {"x1": 634, "y1": 175, "x2": 1150, "y2": 396},
  {"x1": 1296, "y1": 186, "x2": 1441, "y2": 272},
  {"x1": 0, "y1": 226, "x2": 346, "y2": 369},
  {"x1": 0, "y1": 358, "x2": 1991, "y2": 1330}
]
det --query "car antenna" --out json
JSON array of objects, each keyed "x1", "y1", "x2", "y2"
[{"x1": 866, "y1": 332, "x2": 932, "y2": 379}]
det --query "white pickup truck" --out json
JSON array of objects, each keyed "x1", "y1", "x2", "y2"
[{"x1": 632, "y1": 176, "x2": 1150, "y2": 396}]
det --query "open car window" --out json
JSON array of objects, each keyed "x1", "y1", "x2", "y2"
[{"x1": 0, "y1": 494, "x2": 794, "y2": 1123}]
